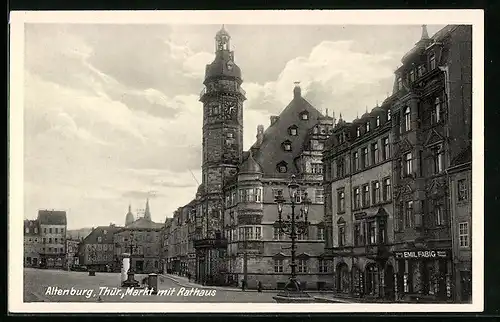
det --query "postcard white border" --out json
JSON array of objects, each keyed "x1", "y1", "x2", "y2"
[{"x1": 9, "y1": 9, "x2": 484, "y2": 313}]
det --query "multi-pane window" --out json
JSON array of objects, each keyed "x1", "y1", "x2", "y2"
[
  {"x1": 362, "y1": 147, "x2": 369, "y2": 168},
  {"x1": 255, "y1": 226, "x2": 262, "y2": 240},
  {"x1": 353, "y1": 187, "x2": 361, "y2": 209},
  {"x1": 432, "y1": 97, "x2": 442, "y2": 124},
  {"x1": 372, "y1": 181, "x2": 381, "y2": 204},
  {"x1": 430, "y1": 54, "x2": 436, "y2": 70},
  {"x1": 382, "y1": 137, "x2": 390, "y2": 160},
  {"x1": 239, "y1": 226, "x2": 262, "y2": 240},
  {"x1": 367, "y1": 221, "x2": 377, "y2": 245},
  {"x1": 432, "y1": 145, "x2": 444, "y2": 174},
  {"x1": 353, "y1": 152, "x2": 359, "y2": 171},
  {"x1": 298, "y1": 259, "x2": 308, "y2": 273},
  {"x1": 409, "y1": 70, "x2": 415, "y2": 82},
  {"x1": 315, "y1": 189, "x2": 324, "y2": 204},
  {"x1": 317, "y1": 227, "x2": 325, "y2": 240},
  {"x1": 404, "y1": 106, "x2": 411, "y2": 131},
  {"x1": 404, "y1": 152, "x2": 413, "y2": 175},
  {"x1": 318, "y1": 259, "x2": 328, "y2": 273},
  {"x1": 372, "y1": 142, "x2": 379, "y2": 164},
  {"x1": 459, "y1": 222, "x2": 469, "y2": 248},
  {"x1": 274, "y1": 259, "x2": 284, "y2": 273},
  {"x1": 362, "y1": 185, "x2": 370, "y2": 207},
  {"x1": 311, "y1": 163, "x2": 323, "y2": 174},
  {"x1": 338, "y1": 189, "x2": 346, "y2": 213},
  {"x1": 240, "y1": 188, "x2": 262, "y2": 202},
  {"x1": 383, "y1": 178, "x2": 391, "y2": 201},
  {"x1": 405, "y1": 201, "x2": 414, "y2": 228},
  {"x1": 354, "y1": 223, "x2": 362, "y2": 246},
  {"x1": 376, "y1": 116, "x2": 381, "y2": 127},
  {"x1": 338, "y1": 225, "x2": 346, "y2": 246},
  {"x1": 337, "y1": 158, "x2": 345, "y2": 177},
  {"x1": 458, "y1": 179, "x2": 468, "y2": 201}
]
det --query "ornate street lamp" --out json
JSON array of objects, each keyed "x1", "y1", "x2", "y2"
[{"x1": 273, "y1": 175, "x2": 314, "y2": 302}]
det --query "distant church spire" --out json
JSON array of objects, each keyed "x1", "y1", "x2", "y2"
[
  {"x1": 144, "y1": 198, "x2": 151, "y2": 221},
  {"x1": 125, "y1": 203, "x2": 134, "y2": 226}
]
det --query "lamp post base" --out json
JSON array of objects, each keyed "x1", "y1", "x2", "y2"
[
  {"x1": 121, "y1": 271, "x2": 140, "y2": 288},
  {"x1": 273, "y1": 278, "x2": 315, "y2": 303}
]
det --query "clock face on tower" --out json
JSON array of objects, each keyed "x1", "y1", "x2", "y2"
[{"x1": 222, "y1": 100, "x2": 236, "y2": 120}]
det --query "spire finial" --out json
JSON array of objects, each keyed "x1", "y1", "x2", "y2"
[
  {"x1": 326, "y1": 108, "x2": 329, "y2": 117},
  {"x1": 376, "y1": 100, "x2": 379, "y2": 107},
  {"x1": 339, "y1": 112, "x2": 343, "y2": 120},
  {"x1": 365, "y1": 106, "x2": 368, "y2": 113},
  {"x1": 293, "y1": 81, "x2": 301, "y2": 98},
  {"x1": 421, "y1": 24, "x2": 429, "y2": 40}
]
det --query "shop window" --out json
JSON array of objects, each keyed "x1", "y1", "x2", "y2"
[
  {"x1": 337, "y1": 263, "x2": 350, "y2": 293},
  {"x1": 366, "y1": 264, "x2": 379, "y2": 296}
]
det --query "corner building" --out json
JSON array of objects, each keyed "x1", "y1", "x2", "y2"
[{"x1": 175, "y1": 26, "x2": 335, "y2": 290}]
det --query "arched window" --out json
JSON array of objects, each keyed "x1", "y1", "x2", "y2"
[
  {"x1": 387, "y1": 109, "x2": 391, "y2": 121},
  {"x1": 376, "y1": 116, "x2": 380, "y2": 127},
  {"x1": 356, "y1": 127, "x2": 361, "y2": 137},
  {"x1": 404, "y1": 106, "x2": 411, "y2": 131},
  {"x1": 366, "y1": 122, "x2": 370, "y2": 132}
]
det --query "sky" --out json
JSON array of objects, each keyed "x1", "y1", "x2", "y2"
[{"x1": 23, "y1": 23, "x2": 445, "y2": 229}]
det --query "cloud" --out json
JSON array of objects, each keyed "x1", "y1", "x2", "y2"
[{"x1": 122, "y1": 190, "x2": 163, "y2": 199}]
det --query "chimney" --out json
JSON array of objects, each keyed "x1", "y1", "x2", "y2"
[
  {"x1": 293, "y1": 81, "x2": 301, "y2": 98},
  {"x1": 256, "y1": 124, "x2": 264, "y2": 146},
  {"x1": 270, "y1": 116, "x2": 279, "y2": 126}
]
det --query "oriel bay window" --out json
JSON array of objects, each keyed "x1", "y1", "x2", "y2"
[
  {"x1": 239, "y1": 226, "x2": 263, "y2": 240},
  {"x1": 239, "y1": 187, "x2": 263, "y2": 202}
]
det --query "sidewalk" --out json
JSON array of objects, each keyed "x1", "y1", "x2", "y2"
[{"x1": 160, "y1": 274, "x2": 340, "y2": 295}]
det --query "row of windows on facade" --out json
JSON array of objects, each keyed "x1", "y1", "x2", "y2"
[
  {"x1": 352, "y1": 94, "x2": 444, "y2": 141},
  {"x1": 281, "y1": 140, "x2": 325, "y2": 153},
  {"x1": 37, "y1": 237, "x2": 66, "y2": 244},
  {"x1": 336, "y1": 178, "x2": 392, "y2": 213},
  {"x1": 222, "y1": 225, "x2": 325, "y2": 241},
  {"x1": 114, "y1": 245, "x2": 159, "y2": 256},
  {"x1": 337, "y1": 218, "x2": 387, "y2": 247},
  {"x1": 115, "y1": 234, "x2": 160, "y2": 243},
  {"x1": 25, "y1": 227, "x2": 65, "y2": 235},
  {"x1": 401, "y1": 145, "x2": 445, "y2": 177},
  {"x1": 40, "y1": 246, "x2": 65, "y2": 253},
  {"x1": 334, "y1": 137, "x2": 390, "y2": 177},
  {"x1": 86, "y1": 253, "x2": 113, "y2": 262},
  {"x1": 224, "y1": 187, "x2": 324, "y2": 207},
  {"x1": 397, "y1": 53, "x2": 438, "y2": 91},
  {"x1": 273, "y1": 258, "x2": 330, "y2": 273},
  {"x1": 276, "y1": 159, "x2": 323, "y2": 174}
]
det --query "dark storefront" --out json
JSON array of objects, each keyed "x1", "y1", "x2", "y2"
[{"x1": 394, "y1": 249, "x2": 453, "y2": 302}]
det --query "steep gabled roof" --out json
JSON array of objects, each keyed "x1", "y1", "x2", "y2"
[
  {"x1": 124, "y1": 217, "x2": 163, "y2": 230},
  {"x1": 82, "y1": 226, "x2": 121, "y2": 244},
  {"x1": 38, "y1": 210, "x2": 67, "y2": 225},
  {"x1": 247, "y1": 88, "x2": 325, "y2": 176}
]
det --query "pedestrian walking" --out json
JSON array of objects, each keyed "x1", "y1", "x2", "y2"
[
  {"x1": 241, "y1": 279, "x2": 246, "y2": 291},
  {"x1": 257, "y1": 280, "x2": 262, "y2": 293}
]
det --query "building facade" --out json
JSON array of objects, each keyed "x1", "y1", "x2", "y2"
[
  {"x1": 38, "y1": 210, "x2": 67, "y2": 268},
  {"x1": 323, "y1": 25, "x2": 472, "y2": 302},
  {"x1": 24, "y1": 219, "x2": 41, "y2": 267},
  {"x1": 81, "y1": 225, "x2": 120, "y2": 271},
  {"x1": 448, "y1": 146, "x2": 472, "y2": 303},
  {"x1": 323, "y1": 101, "x2": 395, "y2": 300},
  {"x1": 66, "y1": 238, "x2": 81, "y2": 269},
  {"x1": 114, "y1": 200, "x2": 163, "y2": 274}
]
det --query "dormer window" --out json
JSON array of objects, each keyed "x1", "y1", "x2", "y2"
[
  {"x1": 417, "y1": 64, "x2": 426, "y2": 77},
  {"x1": 356, "y1": 127, "x2": 361, "y2": 137},
  {"x1": 366, "y1": 122, "x2": 370, "y2": 132},
  {"x1": 397, "y1": 77, "x2": 403, "y2": 90},
  {"x1": 376, "y1": 116, "x2": 380, "y2": 127},
  {"x1": 300, "y1": 111, "x2": 309, "y2": 120},
  {"x1": 409, "y1": 70, "x2": 415, "y2": 82},
  {"x1": 277, "y1": 161, "x2": 288, "y2": 173},
  {"x1": 387, "y1": 109, "x2": 391, "y2": 121},
  {"x1": 282, "y1": 140, "x2": 292, "y2": 151},
  {"x1": 288, "y1": 125, "x2": 298, "y2": 136}
]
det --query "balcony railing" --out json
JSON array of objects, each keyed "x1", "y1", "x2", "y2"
[{"x1": 199, "y1": 85, "x2": 246, "y2": 100}]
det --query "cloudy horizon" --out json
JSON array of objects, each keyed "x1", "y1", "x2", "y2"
[{"x1": 23, "y1": 23, "x2": 446, "y2": 229}]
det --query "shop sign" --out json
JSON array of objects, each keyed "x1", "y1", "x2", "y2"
[{"x1": 394, "y1": 249, "x2": 450, "y2": 259}]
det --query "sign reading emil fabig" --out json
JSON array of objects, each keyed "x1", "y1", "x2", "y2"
[{"x1": 394, "y1": 249, "x2": 451, "y2": 259}]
